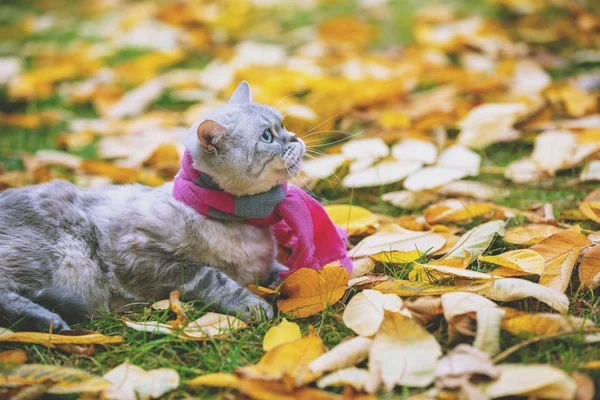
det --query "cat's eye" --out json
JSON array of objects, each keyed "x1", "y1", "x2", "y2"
[{"x1": 260, "y1": 128, "x2": 273, "y2": 143}]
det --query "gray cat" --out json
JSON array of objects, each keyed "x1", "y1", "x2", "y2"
[{"x1": 0, "y1": 81, "x2": 305, "y2": 331}]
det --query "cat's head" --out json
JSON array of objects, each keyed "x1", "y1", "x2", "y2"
[{"x1": 184, "y1": 81, "x2": 305, "y2": 196}]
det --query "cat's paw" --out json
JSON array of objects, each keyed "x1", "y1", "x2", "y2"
[
  {"x1": 32, "y1": 312, "x2": 70, "y2": 332},
  {"x1": 239, "y1": 296, "x2": 275, "y2": 322}
]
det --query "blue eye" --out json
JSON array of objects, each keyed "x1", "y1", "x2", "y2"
[{"x1": 260, "y1": 128, "x2": 273, "y2": 143}]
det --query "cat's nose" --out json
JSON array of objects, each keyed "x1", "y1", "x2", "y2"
[{"x1": 289, "y1": 134, "x2": 298, "y2": 142}]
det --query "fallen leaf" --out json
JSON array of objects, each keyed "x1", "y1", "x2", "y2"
[
  {"x1": 187, "y1": 372, "x2": 239, "y2": 388},
  {"x1": 277, "y1": 266, "x2": 349, "y2": 318},
  {"x1": 424, "y1": 200, "x2": 496, "y2": 224},
  {"x1": 479, "y1": 249, "x2": 546, "y2": 275},
  {"x1": 572, "y1": 372, "x2": 595, "y2": 400},
  {"x1": 349, "y1": 258, "x2": 376, "y2": 279},
  {"x1": 530, "y1": 231, "x2": 592, "y2": 265},
  {"x1": 237, "y1": 327, "x2": 325, "y2": 388},
  {"x1": 169, "y1": 290, "x2": 189, "y2": 328},
  {"x1": 303, "y1": 154, "x2": 348, "y2": 179},
  {"x1": 503, "y1": 224, "x2": 565, "y2": 245},
  {"x1": 480, "y1": 278, "x2": 569, "y2": 313},
  {"x1": 579, "y1": 245, "x2": 600, "y2": 290},
  {"x1": 102, "y1": 361, "x2": 179, "y2": 400},
  {"x1": 309, "y1": 336, "x2": 373, "y2": 375},
  {"x1": 342, "y1": 290, "x2": 404, "y2": 336},
  {"x1": 539, "y1": 246, "x2": 580, "y2": 292},
  {"x1": 324, "y1": 204, "x2": 379, "y2": 236},
  {"x1": 382, "y1": 190, "x2": 440, "y2": 210},
  {"x1": 436, "y1": 180, "x2": 509, "y2": 201},
  {"x1": 151, "y1": 299, "x2": 170, "y2": 310},
  {"x1": 124, "y1": 320, "x2": 176, "y2": 335},
  {"x1": 391, "y1": 139, "x2": 438, "y2": 164},
  {"x1": 317, "y1": 368, "x2": 370, "y2": 390},
  {"x1": 373, "y1": 279, "x2": 492, "y2": 297},
  {"x1": 443, "y1": 220, "x2": 506, "y2": 262},
  {"x1": 343, "y1": 161, "x2": 422, "y2": 188},
  {"x1": 435, "y1": 344, "x2": 500, "y2": 390},
  {"x1": 472, "y1": 307, "x2": 505, "y2": 356},
  {"x1": 182, "y1": 312, "x2": 247, "y2": 339},
  {"x1": 505, "y1": 157, "x2": 548, "y2": 183},
  {"x1": 0, "y1": 363, "x2": 111, "y2": 394},
  {"x1": 410, "y1": 263, "x2": 493, "y2": 283},
  {"x1": 263, "y1": 318, "x2": 302, "y2": 351},
  {"x1": 531, "y1": 130, "x2": 578, "y2": 175},
  {"x1": 403, "y1": 296, "x2": 444, "y2": 324},
  {"x1": 367, "y1": 311, "x2": 442, "y2": 391},
  {"x1": 0, "y1": 350, "x2": 28, "y2": 364},
  {"x1": 0, "y1": 331, "x2": 123, "y2": 345},
  {"x1": 458, "y1": 103, "x2": 527, "y2": 149},
  {"x1": 341, "y1": 138, "x2": 389, "y2": 159},
  {"x1": 350, "y1": 228, "x2": 446, "y2": 262},
  {"x1": 441, "y1": 292, "x2": 498, "y2": 323},
  {"x1": 477, "y1": 364, "x2": 576, "y2": 399},
  {"x1": 501, "y1": 308, "x2": 595, "y2": 335},
  {"x1": 579, "y1": 189, "x2": 600, "y2": 225},
  {"x1": 236, "y1": 378, "x2": 342, "y2": 400}
]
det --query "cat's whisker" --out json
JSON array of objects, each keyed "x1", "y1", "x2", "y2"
[
  {"x1": 302, "y1": 129, "x2": 352, "y2": 140},
  {"x1": 303, "y1": 112, "x2": 342, "y2": 136},
  {"x1": 276, "y1": 92, "x2": 303, "y2": 110}
]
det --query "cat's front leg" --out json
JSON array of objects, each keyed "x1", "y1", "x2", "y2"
[
  {"x1": 183, "y1": 266, "x2": 274, "y2": 322},
  {"x1": 262, "y1": 261, "x2": 289, "y2": 289}
]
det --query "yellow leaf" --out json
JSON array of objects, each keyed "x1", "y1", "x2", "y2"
[
  {"x1": 342, "y1": 290, "x2": 405, "y2": 336},
  {"x1": 545, "y1": 84, "x2": 597, "y2": 117},
  {"x1": 247, "y1": 284, "x2": 280, "y2": 299},
  {"x1": 530, "y1": 230, "x2": 592, "y2": 265},
  {"x1": 478, "y1": 364, "x2": 576, "y2": 399},
  {"x1": 182, "y1": 312, "x2": 247, "y2": 340},
  {"x1": 367, "y1": 311, "x2": 442, "y2": 391},
  {"x1": 309, "y1": 336, "x2": 373, "y2": 375},
  {"x1": 324, "y1": 204, "x2": 378, "y2": 236},
  {"x1": 504, "y1": 224, "x2": 564, "y2": 245},
  {"x1": 0, "y1": 331, "x2": 123, "y2": 345},
  {"x1": 582, "y1": 361, "x2": 600, "y2": 370},
  {"x1": 318, "y1": 16, "x2": 378, "y2": 48},
  {"x1": 187, "y1": 373, "x2": 239, "y2": 388},
  {"x1": 350, "y1": 228, "x2": 446, "y2": 261},
  {"x1": 380, "y1": 111, "x2": 411, "y2": 129},
  {"x1": 479, "y1": 249, "x2": 545, "y2": 275},
  {"x1": 79, "y1": 160, "x2": 140, "y2": 184},
  {"x1": 114, "y1": 50, "x2": 185, "y2": 85},
  {"x1": 579, "y1": 245, "x2": 600, "y2": 290},
  {"x1": 0, "y1": 350, "x2": 27, "y2": 364},
  {"x1": 410, "y1": 263, "x2": 493, "y2": 283},
  {"x1": 0, "y1": 363, "x2": 111, "y2": 394},
  {"x1": 579, "y1": 189, "x2": 600, "y2": 224},
  {"x1": 373, "y1": 279, "x2": 492, "y2": 297},
  {"x1": 237, "y1": 328, "x2": 326, "y2": 388},
  {"x1": 169, "y1": 290, "x2": 189, "y2": 328},
  {"x1": 277, "y1": 266, "x2": 349, "y2": 318},
  {"x1": 480, "y1": 278, "x2": 569, "y2": 314},
  {"x1": 443, "y1": 220, "x2": 506, "y2": 262},
  {"x1": 501, "y1": 308, "x2": 595, "y2": 335},
  {"x1": 263, "y1": 319, "x2": 302, "y2": 351},
  {"x1": 424, "y1": 200, "x2": 496, "y2": 224},
  {"x1": 236, "y1": 378, "x2": 342, "y2": 400},
  {"x1": 539, "y1": 246, "x2": 580, "y2": 293}
]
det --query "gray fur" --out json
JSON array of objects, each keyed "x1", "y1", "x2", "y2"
[{"x1": 0, "y1": 81, "x2": 305, "y2": 331}]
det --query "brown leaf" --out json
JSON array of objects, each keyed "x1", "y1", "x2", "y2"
[
  {"x1": 435, "y1": 344, "x2": 500, "y2": 390},
  {"x1": 530, "y1": 230, "x2": 591, "y2": 264},
  {"x1": 579, "y1": 245, "x2": 600, "y2": 290},
  {"x1": 168, "y1": 290, "x2": 189, "y2": 328},
  {"x1": 539, "y1": 246, "x2": 580, "y2": 293},
  {"x1": 0, "y1": 350, "x2": 28, "y2": 364},
  {"x1": 572, "y1": 372, "x2": 595, "y2": 400},
  {"x1": 403, "y1": 296, "x2": 444, "y2": 325}
]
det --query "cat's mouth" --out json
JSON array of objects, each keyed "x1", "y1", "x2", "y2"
[{"x1": 281, "y1": 142, "x2": 305, "y2": 177}]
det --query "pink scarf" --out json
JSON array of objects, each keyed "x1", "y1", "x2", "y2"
[{"x1": 173, "y1": 151, "x2": 352, "y2": 277}]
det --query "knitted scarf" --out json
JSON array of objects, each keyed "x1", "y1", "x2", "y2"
[{"x1": 173, "y1": 151, "x2": 352, "y2": 277}]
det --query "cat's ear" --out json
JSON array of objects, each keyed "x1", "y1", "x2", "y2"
[
  {"x1": 196, "y1": 120, "x2": 227, "y2": 154},
  {"x1": 229, "y1": 81, "x2": 252, "y2": 104}
]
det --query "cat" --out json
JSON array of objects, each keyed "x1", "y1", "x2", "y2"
[{"x1": 0, "y1": 81, "x2": 305, "y2": 332}]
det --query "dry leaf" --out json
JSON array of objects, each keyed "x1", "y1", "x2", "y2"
[
  {"x1": 341, "y1": 138, "x2": 389, "y2": 159},
  {"x1": 309, "y1": 336, "x2": 373, "y2": 374},
  {"x1": 0, "y1": 350, "x2": 28, "y2": 364},
  {"x1": 539, "y1": 246, "x2": 580, "y2": 292},
  {"x1": 187, "y1": 372, "x2": 239, "y2": 388},
  {"x1": 579, "y1": 189, "x2": 600, "y2": 225},
  {"x1": 169, "y1": 290, "x2": 189, "y2": 327},
  {"x1": 303, "y1": 154, "x2": 348, "y2": 179},
  {"x1": 263, "y1": 318, "x2": 302, "y2": 351},
  {"x1": 381, "y1": 190, "x2": 440, "y2": 210},
  {"x1": 277, "y1": 266, "x2": 349, "y2": 318},
  {"x1": 572, "y1": 372, "x2": 595, "y2": 400},
  {"x1": 403, "y1": 296, "x2": 444, "y2": 324},
  {"x1": 441, "y1": 292, "x2": 498, "y2": 323},
  {"x1": 479, "y1": 249, "x2": 545, "y2": 275},
  {"x1": 324, "y1": 205, "x2": 379, "y2": 236},
  {"x1": 236, "y1": 378, "x2": 342, "y2": 400},
  {"x1": 349, "y1": 258, "x2": 376, "y2": 279},
  {"x1": 343, "y1": 161, "x2": 422, "y2": 188},
  {"x1": 0, "y1": 363, "x2": 111, "y2": 394},
  {"x1": 472, "y1": 307, "x2": 505, "y2": 356},
  {"x1": 457, "y1": 103, "x2": 527, "y2": 149},
  {"x1": 477, "y1": 364, "x2": 576, "y2": 399},
  {"x1": 504, "y1": 224, "x2": 564, "y2": 245},
  {"x1": 435, "y1": 344, "x2": 500, "y2": 389},
  {"x1": 410, "y1": 263, "x2": 493, "y2": 283},
  {"x1": 579, "y1": 245, "x2": 600, "y2": 290},
  {"x1": 237, "y1": 327, "x2": 325, "y2": 387},
  {"x1": 530, "y1": 231, "x2": 592, "y2": 265},
  {"x1": 0, "y1": 331, "x2": 123, "y2": 345},
  {"x1": 501, "y1": 308, "x2": 595, "y2": 335},
  {"x1": 443, "y1": 220, "x2": 506, "y2": 262},
  {"x1": 102, "y1": 361, "x2": 179, "y2": 400},
  {"x1": 342, "y1": 290, "x2": 404, "y2": 336},
  {"x1": 350, "y1": 228, "x2": 446, "y2": 262},
  {"x1": 480, "y1": 278, "x2": 569, "y2": 313},
  {"x1": 391, "y1": 139, "x2": 438, "y2": 164},
  {"x1": 182, "y1": 312, "x2": 247, "y2": 339},
  {"x1": 424, "y1": 200, "x2": 496, "y2": 224},
  {"x1": 367, "y1": 311, "x2": 442, "y2": 391},
  {"x1": 373, "y1": 279, "x2": 492, "y2": 297},
  {"x1": 436, "y1": 180, "x2": 508, "y2": 201},
  {"x1": 531, "y1": 130, "x2": 578, "y2": 175},
  {"x1": 317, "y1": 368, "x2": 370, "y2": 390}
]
